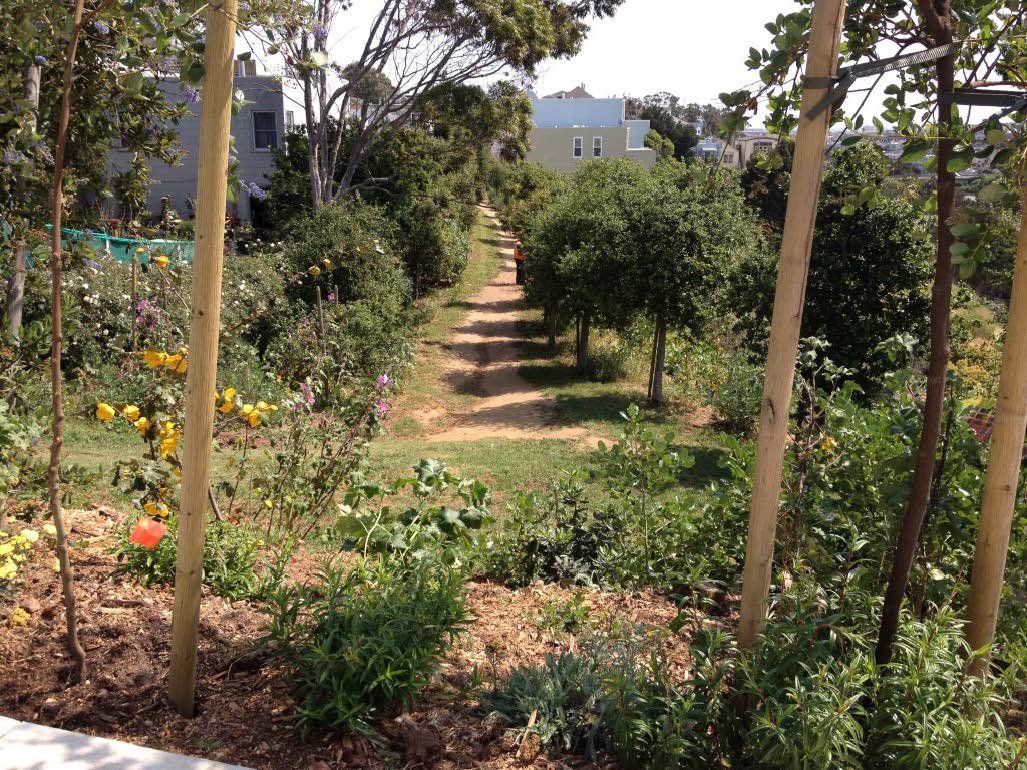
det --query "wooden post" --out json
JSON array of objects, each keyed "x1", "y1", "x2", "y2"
[
  {"x1": 965, "y1": 181, "x2": 1027, "y2": 675},
  {"x1": 736, "y1": 0, "x2": 847, "y2": 651},
  {"x1": 168, "y1": 0, "x2": 238, "y2": 717}
]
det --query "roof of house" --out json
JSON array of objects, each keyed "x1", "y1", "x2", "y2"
[{"x1": 544, "y1": 84, "x2": 593, "y2": 99}]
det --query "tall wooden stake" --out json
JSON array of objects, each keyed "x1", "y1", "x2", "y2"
[
  {"x1": 965, "y1": 178, "x2": 1027, "y2": 676},
  {"x1": 169, "y1": 0, "x2": 238, "y2": 717},
  {"x1": 736, "y1": 0, "x2": 847, "y2": 651}
]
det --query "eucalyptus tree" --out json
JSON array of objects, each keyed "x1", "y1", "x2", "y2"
[
  {"x1": 738, "y1": 0, "x2": 1027, "y2": 663},
  {"x1": 266, "y1": 0, "x2": 624, "y2": 209}
]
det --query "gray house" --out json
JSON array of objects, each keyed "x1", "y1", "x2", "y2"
[
  {"x1": 111, "y1": 60, "x2": 286, "y2": 222},
  {"x1": 525, "y1": 88, "x2": 656, "y2": 172}
]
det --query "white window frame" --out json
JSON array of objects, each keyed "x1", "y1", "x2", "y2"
[
  {"x1": 572, "y1": 136, "x2": 583, "y2": 158},
  {"x1": 252, "y1": 111, "x2": 279, "y2": 151},
  {"x1": 592, "y1": 136, "x2": 603, "y2": 158}
]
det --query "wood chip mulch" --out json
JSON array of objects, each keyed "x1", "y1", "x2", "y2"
[{"x1": 0, "y1": 506, "x2": 721, "y2": 769}]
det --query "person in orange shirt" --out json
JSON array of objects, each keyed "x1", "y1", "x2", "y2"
[{"x1": 514, "y1": 241, "x2": 526, "y2": 285}]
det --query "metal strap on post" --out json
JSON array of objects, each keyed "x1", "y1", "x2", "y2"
[{"x1": 806, "y1": 43, "x2": 955, "y2": 119}]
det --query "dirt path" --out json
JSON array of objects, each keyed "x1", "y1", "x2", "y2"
[{"x1": 423, "y1": 210, "x2": 587, "y2": 443}]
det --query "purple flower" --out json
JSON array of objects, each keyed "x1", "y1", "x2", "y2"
[
  {"x1": 34, "y1": 56, "x2": 46, "y2": 66},
  {"x1": 327, "y1": 292, "x2": 336, "y2": 302},
  {"x1": 182, "y1": 85, "x2": 200, "y2": 105},
  {"x1": 93, "y1": 19, "x2": 110, "y2": 34},
  {"x1": 2, "y1": 150, "x2": 24, "y2": 165},
  {"x1": 299, "y1": 382, "x2": 315, "y2": 406},
  {"x1": 83, "y1": 228, "x2": 94, "y2": 239},
  {"x1": 246, "y1": 181, "x2": 267, "y2": 201},
  {"x1": 375, "y1": 373, "x2": 392, "y2": 390},
  {"x1": 135, "y1": 299, "x2": 152, "y2": 312},
  {"x1": 313, "y1": 26, "x2": 329, "y2": 40},
  {"x1": 375, "y1": 399, "x2": 389, "y2": 417},
  {"x1": 83, "y1": 258, "x2": 103, "y2": 272}
]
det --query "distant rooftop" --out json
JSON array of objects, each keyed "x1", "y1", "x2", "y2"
[{"x1": 543, "y1": 84, "x2": 593, "y2": 99}]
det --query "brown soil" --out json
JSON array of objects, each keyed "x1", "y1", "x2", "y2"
[
  {"x1": 422, "y1": 210, "x2": 589, "y2": 444},
  {"x1": 0, "y1": 509, "x2": 708, "y2": 769}
]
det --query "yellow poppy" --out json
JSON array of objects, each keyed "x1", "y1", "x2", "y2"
[
  {"x1": 153, "y1": 254, "x2": 170, "y2": 269},
  {"x1": 143, "y1": 350, "x2": 166, "y2": 369},
  {"x1": 218, "y1": 398, "x2": 235, "y2": 414},
  {"x1": 134, "y1": 416, "x2": 151, "y2": 437},
  {"x1": 247, "y1": 411, "x2": 261, "y2": 428},
  {"x1": 308, "y1": 265, "x2": 321, "y2": 276},
  {"x1": 96, "y1": 402, "x2": 116, "y2": 422},
  {"x1": 135, "y1": 246, "x2": 146, "y2": 255},
  {"x1": 322, "y1": 258, "x2": 333, "y2": 269},
  {"x1": 256, "y1": 400, "x2": 271, "y2": 412},
  {"x1": 143, "y1": 501, "x2": 168, "y2": 518},
  {"x1": 159, "y1": 435, "x2": 179, "y2": 459},
  {"x1": 122, "y1": 404, "x2": 141, "y2": 421},
  {"x1": 224, "y1": 387, "x2": 236, "y2": 401},
  {"x1": 164, "y1": 353, "x2": 187, "y2": 374},
  {"x1": 241, "y1": 403, "x2": 254, "y2": 415}
]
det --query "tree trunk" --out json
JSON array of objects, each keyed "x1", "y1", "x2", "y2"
[
  {"x1": 546, "y1": 300, "x2": 557, "y2": 350},
  {"x1": 876, "y1": 23, "x2": 955, "y2": 667},
  {"x1": 48, "y1": 0, "x2": 88, "y2": 684},
  {"x1": 649, "y1": 317, "x2": 667, "y2": 405},
  {"x1": 575, "y1": 312, "x2": 591, "y2": 375},
  {"x1": 964, "y1": 179, "x2": 1027, "y2": 676},
  {"x1": 7, "y1": 61, "x2": 41, "y2": 337}
]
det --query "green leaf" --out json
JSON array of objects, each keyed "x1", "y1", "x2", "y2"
[
  {"x1": 946, "y1": 146, "x2": 975, "y2": 173},
  {"x1": 898, "y1": 139, "x2": 931, "y2": 163}
]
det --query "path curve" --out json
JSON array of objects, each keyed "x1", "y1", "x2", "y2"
[{"x1": 424, "y1": 209, "x2": 587, "y2": 443}]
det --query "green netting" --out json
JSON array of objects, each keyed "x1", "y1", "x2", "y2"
[{"x1": 49, "y1": 226, "x2": 194, "y2": 264}]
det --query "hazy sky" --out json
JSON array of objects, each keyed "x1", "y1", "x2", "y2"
[{"x1": 530, "y1": 0, "x2": 798, "y2": 104}]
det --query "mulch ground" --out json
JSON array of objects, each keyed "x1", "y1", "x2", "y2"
[{"x1": 0, "y1": 506, "x2": 719, "y2": 770}]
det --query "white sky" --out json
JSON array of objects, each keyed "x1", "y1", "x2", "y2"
[{"x1": 263, "y1": 0, "x2": 898, "y2": 128}]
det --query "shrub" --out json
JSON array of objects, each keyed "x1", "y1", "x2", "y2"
[
  {"x1": 112, "y1": 515, "x2": 265, "y2": 601},
  {"x1": 708, "y1": 348, "x2": 763, "y2": 433},
  {"x1": 262, "y1": 556, "x2": 468, "y2": 735},
  {"x1": 486, "y1": 584, "x2": 1022, "y2": 769}
]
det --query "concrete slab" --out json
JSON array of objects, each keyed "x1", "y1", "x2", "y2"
[{"x1": 0, "y1": 719, "x2": 252, "y2": 770}]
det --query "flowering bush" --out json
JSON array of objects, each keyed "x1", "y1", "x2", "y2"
[{"x1": 0, "y1": 525, "x2": 52, "y2": 593}]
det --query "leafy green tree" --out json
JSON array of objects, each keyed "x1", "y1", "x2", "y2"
[
  {"x1": 638, "y1": 105, "x2": 697, "y2": 159},
  {"x1": 636, "y1": 162, "x2": 758, "y2": 404},
  {"x1": 735, "y1": 143, "x2": 933, "y2": 385},
  {"x1": 272, "y1": 0, "x2": 625, "y2": 209},
  {"x1": 740, "y1": 139, "x2": 794, "y2": 236}
]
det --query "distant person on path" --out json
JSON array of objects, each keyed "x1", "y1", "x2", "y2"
[{"x1": 514, "y1": 241, "x2": 526, "y2": 285}]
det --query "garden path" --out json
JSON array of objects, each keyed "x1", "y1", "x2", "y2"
[{"x1": 423, "y1": 209, "x2": 589, "y2": 443}]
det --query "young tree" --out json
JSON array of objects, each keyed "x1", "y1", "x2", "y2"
[
  {"x1": 742, "y1": 0, "x2": 1027, "y2": 662},
  {"x1": 635, "y1": 162, "x2": 758, "y2": 403},
  {"x1": 271, "y1": 0, "x2": 624, "y2": 209}
]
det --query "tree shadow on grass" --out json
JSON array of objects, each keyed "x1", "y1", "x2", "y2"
[{"x1": 676, "y1": 444, "x2": 731, "y2": 488}]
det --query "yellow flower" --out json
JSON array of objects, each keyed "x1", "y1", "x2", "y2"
[
  {"x1": 224, "y1": 387, "x2": 236, "y2": 401},
  {"x1": 247, "y1": 410, "x2": 261, "y2": 428},
  {"x1": 43, "y1": 524, "x2": 57, "y2": 538},
  {"x1": 0, "y1": 559, "x2": 16, "y2": 581},
  {"x1": 122, "y1": 404, "x2": 141, "y2": 421},
  {"x1": 135, "y1": 246, "x2": 146, "y2": 255},
  {"x1": 218, "y1": 399, "x2": 235, "y2": 414},
  {"x1": 143, "y1": 350, "x2": 167, "y2": 369},
  {"x1": 134, "y1": 416, "x2": 151, "y2": 437},
  {"x1": 269, "y1": 404, "x2": 279, "y2": 411},
  {"x1": 264, "y1": 499, "x2": 273, "y2": 509},
  {"x1": 160, "y1": 436, "x2": 179, "y2": 459},
  {"x1": 164, "y1": 353, "x2": 187, "y2": 374},
  {"x1": 153, "y1": 254, "x2": 170, "y2": 269},
  {"x1": 256, "y1": 400, "x2": 271, "y2": 412},
  {"x1": 96, "y1": 402, "x2": 116, "y2": 422},
  {"x1": 19, "y1": 529, "x2": 38, "y2": 545},
  {"x1": 321, "y1": 258, "x2": 333, "y2": 269},
  {"x1": 143, "y1": 501, "x2": 169, "y2": 518},
  {"x1": 0, "y1": 543, "x2": 13, "y2": 558},
  {"x1": 241, "y1": 403, "x2": 254, "y2": 415},
  {"x1": 308, "y1": 265, "x2": 321, "y2": 276},
  {"x1": 821, "y1": 436, "x2": 838, "y2": 452},
  {"x1": 9, "y1": 607, "x2": 29, "y2": 626}
]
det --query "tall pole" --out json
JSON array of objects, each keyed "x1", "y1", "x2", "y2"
[
  {"x1": 965, "y1": 177, "x2": 1027, "y2": 676},
  {"x1": 736, "y1": 0, "x2": 847, "y2": 651},
  {"x1": 169, "y1": 0, "x2": 238, "y2": 716}
]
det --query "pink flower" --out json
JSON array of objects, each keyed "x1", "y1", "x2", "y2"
[
  {"x1": 375, "y1": 373, "x2": 392, "y2": 390},
  {"x1": 299, "y1": 382, "x2": 315, "y2": 406},
  {"x1": 375, "y1": 399, "x2": 389, "y2": 417}
]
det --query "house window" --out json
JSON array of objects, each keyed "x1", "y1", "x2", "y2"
[
  {"x1": 253, "y1": 111, "x2": 278, "y2": 150},
  {"x1": 285, "y1": 110, "x2": 295, "y2": 129},
  {"x1": 572, "y1": 136, "x2": 583, "y2": 158},
  {"x1": 593, "y1": 136, "x2": 603, "y2": 158},
  {"x1": 723, "y1": 152, "x2": 734, "y2": 164}
]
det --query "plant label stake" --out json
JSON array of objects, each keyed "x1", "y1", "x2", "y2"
[
  {"x1": 965, "y1": 173, "x2": 1027, "y2": 675},
  {"x1": 737, "y1": 0, "x2": 847, "y2": 651},
  {"x1": 169, "y1": 0, "x2": 238, "y2": 717}
]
